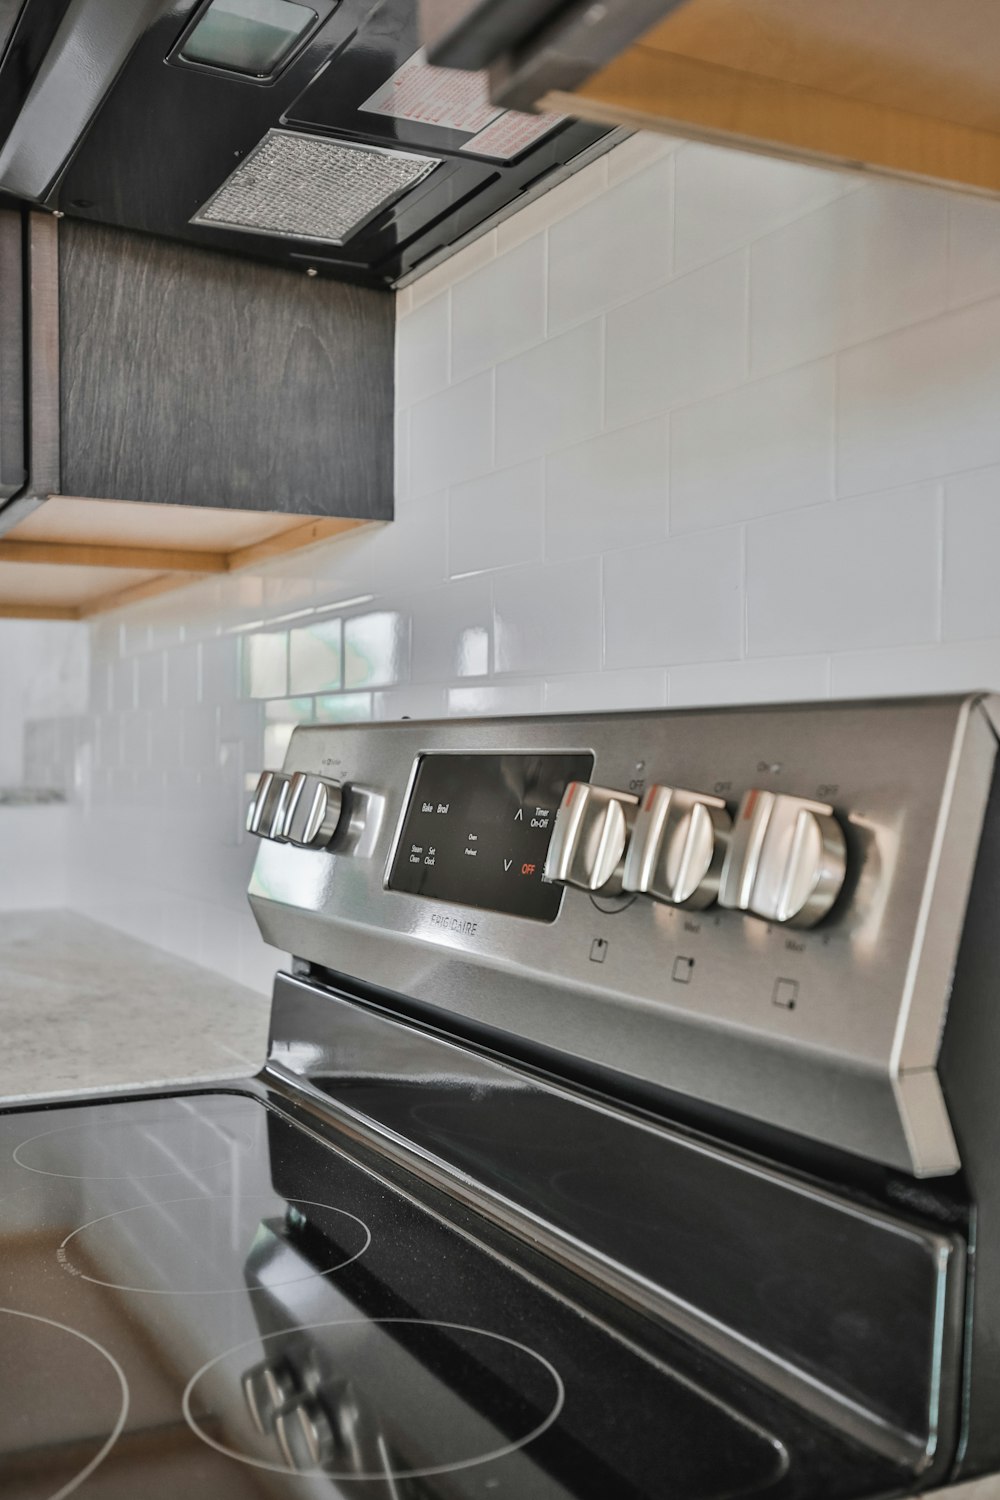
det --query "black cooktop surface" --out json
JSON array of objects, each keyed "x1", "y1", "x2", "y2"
[{"x1": 0, "y1": 1088, "x2": 905, "y2": 1499}]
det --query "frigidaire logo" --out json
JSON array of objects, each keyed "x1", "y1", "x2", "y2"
[{"x1": 430, "y1": 912, "x2": 479, "y2": 937}]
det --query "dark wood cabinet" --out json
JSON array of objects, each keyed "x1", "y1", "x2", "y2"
[
  {"x1": 58, "y1": 221, "x2": 394, "y2": 518},
  {"x1": 0, "y1": 211, "x2": 394, "y2": 620},
  {"x1": 0, "y1": 208, "x2": 26, "y2": 502}
]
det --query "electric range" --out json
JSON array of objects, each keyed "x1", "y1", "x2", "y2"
[{"x1": 5, "y1": 695, "x2": 1000, "y2": 1498}]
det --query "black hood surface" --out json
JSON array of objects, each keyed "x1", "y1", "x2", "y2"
[{"x1": 0, "y1": 0, "x2": 614, "y2": 286}]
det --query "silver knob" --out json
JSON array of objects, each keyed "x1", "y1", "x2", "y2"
[
  {"x1": 719, "y1": 790, "x2": 847, "y2": 928},
  {"x1": 246, "y1": 771, "x2": 293, "y2": 840},
  {"x1": 275, "y1": 1398, "x2": 336, "y2": 1471},
  {"x1": 622, "y1": 786, "x2": 731, "y2": 908},
  {"x1": 242, "y1": 1360, "x2": 298, "y2": 1435},
  {"x1": 544, "y1": 782, "x2": 639, "y2": 893},
  {"x1": 283, "y1": 772, "x2": 343, "y2": 849}
]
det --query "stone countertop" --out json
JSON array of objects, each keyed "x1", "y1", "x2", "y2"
[{"x1": 0, "y1": 909, "x2": 272, "y2": 1102}]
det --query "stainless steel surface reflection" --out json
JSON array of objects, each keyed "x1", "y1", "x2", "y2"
[{"x1": 0, "y1": 1088, "x2": 808, "y2": 1500}]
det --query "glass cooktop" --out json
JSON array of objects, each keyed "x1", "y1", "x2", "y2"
[{"x1": 0, "y1": 1089, "x2": 901, "y2": 1499}]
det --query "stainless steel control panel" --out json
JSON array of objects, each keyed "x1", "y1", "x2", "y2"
[{"x1": 248, "y1": 695, "x2": 1000, "y2": 1177}]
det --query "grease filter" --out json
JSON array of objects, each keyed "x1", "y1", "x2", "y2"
[{"x1": 192, "y1": 129, "x2": 440, "y2": 244}]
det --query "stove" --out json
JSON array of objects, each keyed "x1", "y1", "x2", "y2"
[{"x1": 5, "y1": 695, "x2": 1000, "y2": 1497}]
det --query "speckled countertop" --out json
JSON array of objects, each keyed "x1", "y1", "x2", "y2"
[{"x1": 0, "y1": 910, "x2": 272, "y2": 1102}]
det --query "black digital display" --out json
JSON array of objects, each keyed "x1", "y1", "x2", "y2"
[{"x1": 387, "y1": 752, "x2": 594, "y2": 922}]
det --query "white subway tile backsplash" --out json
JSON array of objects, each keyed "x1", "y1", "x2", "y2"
[
  {"x1": 831, "y1": 638, "x2": 1000, "y2": 698},
  {"x1": 448, "y1": 681, "x2": 545, "y2": 715},
  {"x1": 947, "y1": 194, "x2": 1000, "y2": 308},
  {"x1": 408, "y1": 227, "x2": 497, "y2": 308},
  {"x1": 747, "y1": 488, "x2": 940, "y2": 657},
  {"x1": 289, "y1": 617, "x2": 342, "y2": 695},
  {"x1": 200, "y1": 635, "x2": 239, "y2": 704},
  {"x1": 605, "y1": 252, "x2": 748, "y2": 426},
  {"x1": 547, "y1": 157, "x2": 673, "y2": 334},
  {"x1": 410, "y1": 575, "x2": 493, "y2": 681},
  {"x1": 604, "y1": 529, "x2": 743, "y2": 668},
  {"x1": 315, "y1": 497, "x2": 447, "y2": 600},
  {"x1": 670, "y1": 359, "x2": 833, "y2": 532},
  {"x1": 451, "y1": 235, "x2": 546, "y2": 382},
  {"x1": 943, "y1": 467, "x2": 1000, "y2": 641},
  {"x1": 544, "y1": 667, "x2": 667, "y2": 713},
  {"x1": 750, "y1": 182, "x2": 950, "y2": 375},
  {"x1": 674, "y1": 143, "x2": 846, "y2": 273},
  {"x1": 109, "y1": 657, "x2": 137, "y2": 713},
  {"x1": 605, "y1": 132, "x2": 679, "y2": 185},
  {"x1": 409, "y1": 372, "x2": 493, "y2": 494},
  {"x1": 165, "y1": 646, "x2": 200, "y2": 709},
  {"x1": 495, "y1": 319, "x2": 603, "y2": 467},
  {"x1": 374, "y1": 685, "x2": 449, "y2": 721},
  {"x1": 837, "y1": 297, "x2": 1000, "y2": 496},
  {"x1": 669, "y1": 654, "x2": 830, "y2": 707},
  {"x1": 494, "y1": 557, "x2": 602, "y2": 675},
  {"x1": 495, "y1": 156, "x2": 607, "y2": 254},
  {"x1": 315, "y1": 691, "x2": 373, "y2": 722},
  {"x1": 25, "y1": 130, "x2": 1000, "y2": 990},
  {"x1": 449, "y1": 461, "x2": 545, "y2": 578},
  {"x1": 241, "y1": 631, "x2": 287, "y2": 699},
  {"x1": 545, "y1": 417, "x2": 668, "y2": 560},
  {"x1": 395, "y1": 291, "x2": 450, "y2": 407},
  {"x1": 344, "y1": 610, "x2": 411, "y2": 689}
]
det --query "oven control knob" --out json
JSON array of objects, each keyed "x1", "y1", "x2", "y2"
[
  {"x1": 545, "y1": 782, "x2": 639, "y2": 893},
  {"x1": 246, "y1": 771, "x2": 294, "y2": 841},
  {"x1": 719, "y1": 790, "x2": 847, "y2": 927},
  {"x1": 275, "y1": 1398, "x2": 336, "y2": 1471},
  {"x1": 622, "y1": 786, "x2": 731, "y2": 908},
  {"x1": 282, "y1": 772, "x2": 343, "y2": 849},
  {"x1": 242, "y1": 1360, "x2": 298, "y2": 1435}
]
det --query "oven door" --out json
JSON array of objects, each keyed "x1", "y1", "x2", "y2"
[{"x1": 262, "y1": 968, "x2": 970, "y2": 1498}]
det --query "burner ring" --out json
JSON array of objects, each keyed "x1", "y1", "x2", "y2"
[
  {"x1": 58, "y1": 1196, "x2": 371, "y2": 1295},
  {"x1": 183, "y1": 1318, "x2": 565, "y2": 1481},
  {"x1": 13, "y1": 1117, "x2": 252, "y2": 1180},
  {"x1": 0, "y1": 1307, "x2": 129, "y2": 1499}
]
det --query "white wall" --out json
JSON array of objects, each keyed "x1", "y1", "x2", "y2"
[{"x1": 9, "y1": 129, "x2": 1000, "y2": 983}]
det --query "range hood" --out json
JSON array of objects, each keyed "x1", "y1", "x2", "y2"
[{"x1": 0, "y1": 0, "x2": 616, "y2": 286}]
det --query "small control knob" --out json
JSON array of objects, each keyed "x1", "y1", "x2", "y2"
[
  {"x1": 544, "y1": 782, "x2": 639, "y2": 893},
  {"x1": 282, "y1": 772, "x2": 343, "y2": 849},
  {"x1": 242, "y1": 1360, "x2": 298, "y2": 1435},
  {"x1": 622, "y1": 786, "x2": 731, "y2": 908},
  {"x1": 246, "y1": 771, "x2": 344, "y2": 848},
  {"x1": 275, "y1": 1398, "x2": 336, "y2": 1471},
  {"x1": 246, "y1": 771, "x2": 293, "y2": 840},
  {"x1": 719, "y1": 790, "x2": 847, "y2": 928}
]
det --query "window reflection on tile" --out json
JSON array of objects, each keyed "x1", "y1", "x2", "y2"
[
  {"x1": 458, "y1": 625, "x2": 489, "y2": 677},
  {"x1": 289, "y1": 617, "x2": 342, "y2": 695},
  {"x1": 315, "y1": 692, "x2": 374, "y2": 723},
  {"x1": 264, "y1": 697, "x2": 314, "y2": 723},
  {"x1": 262, "y1": 697, "x2": 314, "y2": 769},
  {"x1": 241, "y1": 632, "x2": 288, "y2": 698},
  {"x1": 344, "y1": 612, "x2": 409, "y2": 689}
]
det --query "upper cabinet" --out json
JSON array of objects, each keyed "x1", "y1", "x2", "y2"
[
  {"x1": 423, "y1": 0, "x2": 1000, "y2": 198},
  {"x1": 0, "y1": 209, "x2": 394, "y2": 620},
  {"x1": 0, "y1": 0, "x2": 621, "y2": 620}
]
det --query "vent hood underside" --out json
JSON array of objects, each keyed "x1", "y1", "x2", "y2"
[{"x1": 0, "y1": 0, "x2": 616, "y2": 287}]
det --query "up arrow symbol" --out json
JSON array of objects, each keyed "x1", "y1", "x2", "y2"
[{"x1": 514, "y1": 808, "x2": 523, "y2": 821}]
